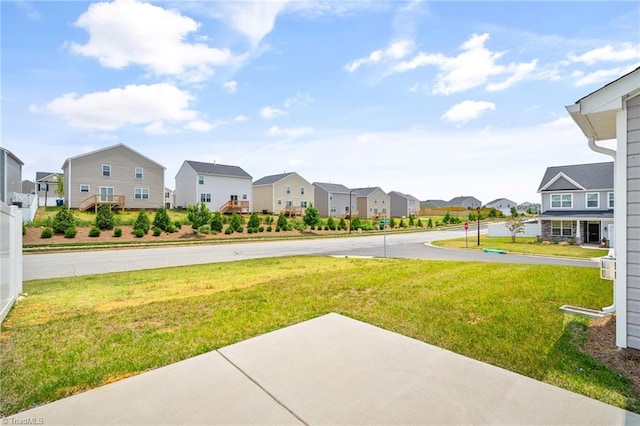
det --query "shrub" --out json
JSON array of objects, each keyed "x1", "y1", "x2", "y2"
[
  {"x1": 134, "y1": 228, "x2": 145, "y2": 238},
  {"x1": 326, "y1": 217, "x2": 336, "y2": 231},
  {"x1": 53, "y1": 207, "x2": 76, "y2": 234},
  {"x1": 567, "y1": 238, "x2": 576, "y2": 245},
  {"x1": 236, "y1": 226, "x2": 243, "y2": 233},
  {"x1": 152, "y1": 207, "x2": 171, "y2": 231},
  {"x1": 303, "y1": 204, "x2": 321, "y2": 229},
  {"x1": 230, "y1": 213, "x2": 243, "y2": 232},
  {"x1": 351, "y1": 217, "x2": 362, "y2": 231},
  {"x1": 277, "y1": 213, "x2": 288, "y2": 231},
  {"x1": 399, "y1": 219, "x2": 407, "y2": 228},
  {"x1": 211, "y1": 212, "x2": 224, "y2": 233},
  {"x1": 187, "y1": 202, "x2": 212, "y2": 230},
  {"x1": 427, "y1": 218, "x2": 433, "y2": 228},
  {"x1": 409, "y1": 215, "x2": 415, "y2": 226},
  {"x1": 338, "y1": 218, "x2": 347, "y2": 231},
  {"x1": 174, "y1": 221, "x2": 182, "y2": 230},
  {"x1": 153, "y1": 226, "x2": 162, "y2": 236},
  {"x1": 417, "y1": 219, "x2": 423, "y2": 227},
  {"x1": 198, "y1": 225, "x2": 212, "y2": 234},
  {"x1": 551, "y1": 238, "x2": 560, "y2": 244},
  {"x1": 40, "y1": 228, "x2": 53, "y2": 238},
  {"x1": 133, "y1": 210, "x2": 150, "y2": 234},
  {"x1": 89, "y1": 227, "x2": 101, "y2": 237},
  {"x1": 247, "y1": 212, "x2": 260, "y2": 229},
  {"x1": 95, "y1": 204, "x2": 115, "y2": 230},
  {"x1": 113, "y1": 227, "x2": 123, "y2": 237},
  {"x1": 275, "y1": 227, "x2": 281, "y2": 232},
  {"x1": 258, "y1": 226, "x2": 264, "y2": 232},
  {"x1": 225, "y1": 227, "x2": 234, "y2": 235},
  {"x1": 267, "y1": 225, "x2": 272, "y2": 232},
  {"x1": 165, "y1": 223, "x2": 176, "y2": 233},
  {"x1": 64, "y1": 227, "x2": 77, "y2": 238}
]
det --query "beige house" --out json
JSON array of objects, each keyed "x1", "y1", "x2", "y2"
[
  {"x1": 62, "y1": 144, "x2": 165, "y2": 211},
  {"x1": 35, "y1": 172, "x2": 62, "y2": 207},
  {"x1": 253, "y1": 172, "x2": 314, "y2": 215},
  {"x1": 352, "y1": 187, "x2": 390, "y2": 219}
]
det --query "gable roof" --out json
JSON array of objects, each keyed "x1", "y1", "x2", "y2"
[
  {"x1": 1, "y1": 147, "x2": 24, "y2": 166},
  {"x1": 253, "y1": 172, "x2": 294, "y2": 186},
  {"x1": 486, "y1": 198, "x2": 517, "y2": 206},
  {"x1": 537, "y1": 162, "x2": 613, "y2": 192},
  {"x1": 185, "y1": 161, "x2": 251, "y2": 179},
  {"x1": 389, "y1": 191, "x2": 419, "y2": 201},
  {"x1": 62, "y1": 143, "x2": 166, "y2": 170},
  {"x1": 36, "y1": 171, "x2": 60, "y2": 182},
  {"x1": 423, "y1": 199, "x2": 449, "y2": 207},
  {"x1": 351, "y1": 187, "x2": 384, "y2": 197},
  {"x1": 312, "y1": 182, "x2": 351, "y2": 194},
  {"x1": 448, "y1": 196, "x2": 480, "y2": 205}
]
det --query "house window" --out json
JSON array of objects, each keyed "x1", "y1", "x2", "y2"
[
  {"x1": 608, "y1": 192, "x2": 614, "y2": 208},
  {"x1": 301, "y1": 201, "x2": 308, "y2": 208},
  {"x1": 586, "y1": 193, "x2": 599, "y2": 208},
  {"x1": 329, "y1": 193, "x2": 333, "y2": 200},
  {"x1": 102, "y1": 164, "x2": 111, "y2": 177},
  {"x1": 135, "y1": 167, "x2": 143, "y2": 179},
  {"x1": 134, "y1": 188, "x2": 149, "y2": 199},
  {"x1": 551, "y1": 220, "x2": 572, "y2": 236},
  {"x1": 242, "y1": 194, "x2": 247, "y2": 200},
  {"x1": 198, "y1": 175, "x2": 204, "y2": 185},
  {"x1": 345, "y1": 206, "x2": 349, "y2": 212},
  {"x1": 286, "y1": 200, "x2": 293, "y2": 207},
  {"x1": 331, "y1": 205, "x2": 337, "y2": 213},
  {"x1": 374, "y1": 198, "x2": 377, "y2": 204},
  {"x1": 39, "y1": 183, "x2": 48, "y2": 191},
  {"x1": 286, "y1": 186, "x2": 291, "y2": 194},
  {"x1": 277, "y1": 199, "x2": 282, "y2": 205},
  {"x1": 80, "y1": 184, "x2": 90, "y2": 193},
  {"x1": 300, "y1": 187, "x2": 305, "y2": 195},
  {"x1": 550, "y1": 194, "x2": 572, "y2": 208},
  {"x1": 165, "y1": 192, "x2": 170, "y2": 198},
  {"x1": 200, "y1": 193, "x2": 211, "y2": 203}
]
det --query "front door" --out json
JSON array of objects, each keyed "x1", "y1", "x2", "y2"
[{"x1": 587, "y1": 223, "x2": 600, "y2": 243}]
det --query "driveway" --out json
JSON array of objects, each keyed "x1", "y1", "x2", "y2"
[{"x1": 23, "y1": 228, "x2": 598, "y2": 280}]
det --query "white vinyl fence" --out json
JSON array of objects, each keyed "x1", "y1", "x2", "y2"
[
  {"x1": 10, "y1": 192, "x2": 38, "y2": 223},
  {"x1": 487, "y1": 221, "x2": 541, "y2": 238},
  {"x1": 1, "y1": 202, "x2": 23, "y2": 323}
]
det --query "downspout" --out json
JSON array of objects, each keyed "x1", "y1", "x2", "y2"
[{"x1": 587, "y1": 137, "x2": 617, "y2": 313}]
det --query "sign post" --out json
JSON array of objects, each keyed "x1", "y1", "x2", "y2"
[
  {"x1": 380, "y1": 219, "x2": 390, "y2": 257},
  {"x1": 464, "y1": 222, "x2": 469, "y2": 247}
]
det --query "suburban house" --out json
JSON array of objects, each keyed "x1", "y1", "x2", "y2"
[
  {"x1": 421, "y1": 199, "x2": 449, "y2": 209},
  {"x1": 485, "y1": 198, "x2": 518, "y2": 216},
  {"x1": 22, "y1": 180, "x2": 35, "y2": 195},
  {"x1": 0, "y1": 147, "x2": 23, "y2": 204},
  {"x1": 389, "y1": 191, "x2": 420, "y2": 217},
  {"x1": 35, "y1": 172, "x2": 62, "y2": 207},
  {"x1": 164, "y1": 187, "x2": 174, "y2": 209},
  {"x1": 62, "y1": 143, "x2": 166, "y2": 211},
  {"x1": 566, "y1": 66, "x2": 639, "y2": 352},
  {"x1": 175, "y1": 161, "x2": 252, "y2": 214},
  {"x1": 448, "y1": 196, "x2": 482, "y2": 209},
  {"x1": 352, "y1": 187, "x2": 390, "y2": 219},
  {"x1": 536, "y1": 162, "x2": 614, "y2": 245},
  {"x1": 253, "y1": 172, "x2": 314, "y2": 216},
  {"x1": 517, "y1": 202, "x2": 540, "y2": 214},
  {"x1": 313, "y1": 182, "x2": 356, "y2": 217}
]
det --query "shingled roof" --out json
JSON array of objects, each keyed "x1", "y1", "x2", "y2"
[
  {"x1": 185, "y1": 161, "x2": 251, "y2": 179},
  {"x1": 253, "y1": 172, "x2": 294, "y2": 186},
  {"x1": 313, "y1": 182, "x2": 351, "y2": 194},
  {"x1": 537, "y1": 162, "x2": 613, "y2": 192}
]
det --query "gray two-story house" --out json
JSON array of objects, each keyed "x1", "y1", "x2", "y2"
[
  {"x1": 537, "y1": 162, "x2": 614, "y2": 245},
  {"x1": 313, "y1": 182, "x2": 355, "y2": 217}
]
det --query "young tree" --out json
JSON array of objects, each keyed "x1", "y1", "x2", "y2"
[
  {"x1": 229, "y1": 213, "x2": 243, "y2": 232},
  {"x1": 55, "y1": 174, "x2": 65, "y2": 199},
  {"x1": 277, "y1": 212, "x2": 288, "y2": 231},
  {"x1": 510, "y1": 206, "x2": 518, "y2": 217},
  {"x1": 303, "y1": 204, "x2": 321, "y2": 229},
  {"x1": 211, "y1": 212, "x2": 224, "y2": 232},
  {"x1": 505, "y1": 215, "x2": 526, "y2": 243},
  {"x1": 95, "y1": 203, "x2": 115, "y2": 230},
  {"x1": 52, "y1": 207, "x2": 76, "y2": 234},
  {"x1": 443, "y1": 212, "x2": 451, "y2": 224},
  {"x1": 427, "y1": 218, "x2": 433, "y2": 228},
  {"x1": 326, "y1": 216, "x2": 336, "y2": 230},
  {"x1": 152, "y1": 207, "x2": 171, "y2": 231},
  {"x1": 351, "y1": 216, "x2": 361, "y2": 231},
  {"x1": 338, "y1": 217, "x2": 347, "y2": 231},
  {"x1": 187, "y1": 202, "x2": 212, "y2": 230},
  {"x1": 133, "y1": 210, "x2": 150, "y2": 234},
  {"x1": 408, "y1": 215, "x2": 415, "y2": 226},
  {"x1": 247, "y1": 212, "x2": 260, "y2": 230}
]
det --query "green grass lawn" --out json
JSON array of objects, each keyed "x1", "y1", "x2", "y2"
[
  {"x1": 1, "y1": 256, "x2": 637, "y2": 416},
  {"x1": 432, "y1": 236, "x2": 609, "y2": 259}
]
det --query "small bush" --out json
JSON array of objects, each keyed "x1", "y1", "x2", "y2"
[
  {"x1": 247, "y1": 212, "x2": 260, "y2": 229},
  {"x1": 133, "y1": 210, "x2": 150, "y2": 234},
  {"x1": 40, "y1": 228, "x2": 53, "y2": 238},
  {"x1": 153, "y1": 226, "x2": 162, "y2": 236},
  {"x1": 53, "y1": 207, "x2": 76, "y2": 234},
  {"x1": 152, "y1": 207, "x2": 171, "y2": 231},
  {"x1": 275, "y1": 227, "x2": 281, "y2": 232},
  {"x1": 258, "y1": 226, "x2": 264, "y2": 232},
  {"x1": 134, "y1": 228, "x2": 145, "y2": 238},
  {"x1": 165, "y1": 223, "x2": 176, "y2": 233},
  {"x1": 567, "y1": 238, "x2": 576, "y2": 245},
  {"x1": 338, "y1": 218, "x2": 347, "y2": 231},
  {"x1": 211, "y1": 212, "x2": 224, "y2": 233},
  {"x1": 417, "y1": 219, "x2": 423, "y2": 227},
  {"x1": 267, "y1": 225, "x2": 272, "y2": 232},
  {"x1": 198, "y1": 225, "x2": 212, "y2": 234},
  {"x1": 64, "y1": 227, "x2": 77, "y2": 238},
  {"x1": 174, "y1": 221, "x2": 182, "y2": 230},
  {"x1": 96, "y1": 204, "x2": 115, "y2": 230},
  {"x1": 225, "y1": 227, "x2": 234, "y2": 235},
  {"x1": 236, "y1": 227, "x2": 243, "y2": 233},
  {"x1": 89, "y1": 227, "x2": 101, "y2": 237},
  {"x1": 327, "y1": 217, "x2": 336, "y2": 231},
  {"x1": 113, "y1": 227, "x2": 123, "y2": 237}
]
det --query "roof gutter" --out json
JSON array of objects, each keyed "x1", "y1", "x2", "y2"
[{"x1": 588, "y1": 137, "x2": 616, "y2": 159}]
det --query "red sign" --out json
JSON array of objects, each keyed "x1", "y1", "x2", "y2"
[{"x1": 464, "y1": 222, "x2": 469, "y2": 230}]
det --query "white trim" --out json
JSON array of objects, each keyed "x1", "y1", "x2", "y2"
[
  {"x1": 134, "y1": 187, "x2": 149, "y2": 200},
  {"x1": 540, "y1": 172, "x2": 585, "y2": 191},
  {"x1": 614, "y1": 109, "x2": 628, "y2": 348},
  {"x1": 608, "y1": 191, "x2": 614, "y2": 208},
  {"x1": 585, "y1": 192, "x2": 599, "y2": 208},
  {"x1": 550, "y1": 193, "x2": 573, "y2": 209},
  {"x1": 79, "y1": 184, "x2": 90, "y2": 193},
  {"x1": 135, "y1": 167, "x2": 143, "y2": 179},
  {"x1": 102, "y1": 164, "x2": 111, "y2": 177}
]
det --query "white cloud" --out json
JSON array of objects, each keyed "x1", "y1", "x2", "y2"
[
  {"x1": 393, "y1": 33, "x2": 538, "y2": 95},
  {"x1": 260, "y1": 106, "x2": 287, "y2": 119},
  {"x1": 442, "y1": 100, "x2": 496, "y2": 124},
  {"x1": 234, "y1": 115, "x2": 249, "y2": 122},
  {"x1": 571, "y1": 64, "x2": 638, "y2": 86},
  {"x1": 267, "y1": 126, "x2": 313, "y2": 138},
  {"x1": 222, "y1": 81, "x2": 238, "y2": 93},
  {"x1": 218, "y1": 0, "x2": 290, "y2": 47},
  {"x1": 144, "y1": 121, "x2": 170, "y2": 135},
  {"x1": 184, "y1": 120, "x2": 214, "y2": 132},
  {"x1": 42, "y1": 83, "x2": 199, "y2": 131},
  {"x1": 284, "y1": 93, "x2": 313, "y2": 108},
  {"x1": 69, "y1": 0, "x2": 241, "y2": 82},
  {"x1": 345, "y1": 39, "x2": 414, "y2": 72},
  {"x1": 568, "y1": 43, "x2": 640, "y2": 65}
]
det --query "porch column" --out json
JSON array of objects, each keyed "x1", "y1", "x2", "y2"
[{"x1": 575, "y1": 220, "x2": 582, "y2": 245}]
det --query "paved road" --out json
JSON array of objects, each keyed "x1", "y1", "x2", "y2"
[{"x1": 23, "y1": 228, "x2": 599, "y2": 280}]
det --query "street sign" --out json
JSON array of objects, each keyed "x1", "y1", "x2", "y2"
[
  {"x1": 464, "y1": 222, "x2": 469, "y2": 230},
  {"x1": 380, "y1": 219, "x2": 389, "y2": 226}
]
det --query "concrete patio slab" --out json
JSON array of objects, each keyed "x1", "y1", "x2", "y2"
[{"x1": 5, "y1": 313, "x2": 639, "y2": 425}]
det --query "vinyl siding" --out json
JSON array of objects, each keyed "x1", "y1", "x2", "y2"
[
  {"x1": 313, "y1": 186, "x2": 330, "y2": 216},
  {"x1": 269, "y1": 174, "x2": 314, "y2": 215},
  {"x1": 627, "y1": 95, "x2": 640, "y2": 350},
  {"x1": 1, "y1": 151, "x2": 22, "y2": 204},
  {"x1": 541, "y1": 191, "x2": 612, "y2": 211},
  {"x1": 253, "y1": 185, "x2": 274, "y2": 214},
  {"x1": 64, "y1": 145, "x2": 164, "y2": 209}
]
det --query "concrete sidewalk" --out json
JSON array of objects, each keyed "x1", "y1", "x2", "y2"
[{"x1": 6, "y1": 313, "x2": 639, "y2": 425}]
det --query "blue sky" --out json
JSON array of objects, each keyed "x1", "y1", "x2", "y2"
[{"x1": 2, "y1": 0, "x2": 639, "y2": 205}]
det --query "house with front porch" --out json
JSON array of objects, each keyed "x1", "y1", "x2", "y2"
[
  {"x1": 175, "y1": 161, "x2": 252, "y2": 214},
  {"x1": 566, "y1": 66, "x2": 640, "y2": 352},
  {"x1": 312, "y1": 182, "x2": 355, "y2": 217},
  {"x1": 253, "y1": 172, "x2": 314, "y2": 216},
  {"x1": 352, "y1": 187, "x2": 390, "y2": 219},
  {"x1": 537, "y1": 162, "x2": 614, "y2": 245}
]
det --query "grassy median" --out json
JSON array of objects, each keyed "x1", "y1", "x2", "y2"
[{"x1": 1, "y1": 256, "x2": 637, "y2": 416}]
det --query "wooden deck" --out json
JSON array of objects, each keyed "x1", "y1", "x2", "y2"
[
  {"x1": 282, "y1": 206, "x2": 303, "y2": 217},
  {"x1": 219, "y1": 200, "x2": 250, "y2": 215},
  {"x1": 79, "y1": 194, "x2": 125, "y2": 212}
]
